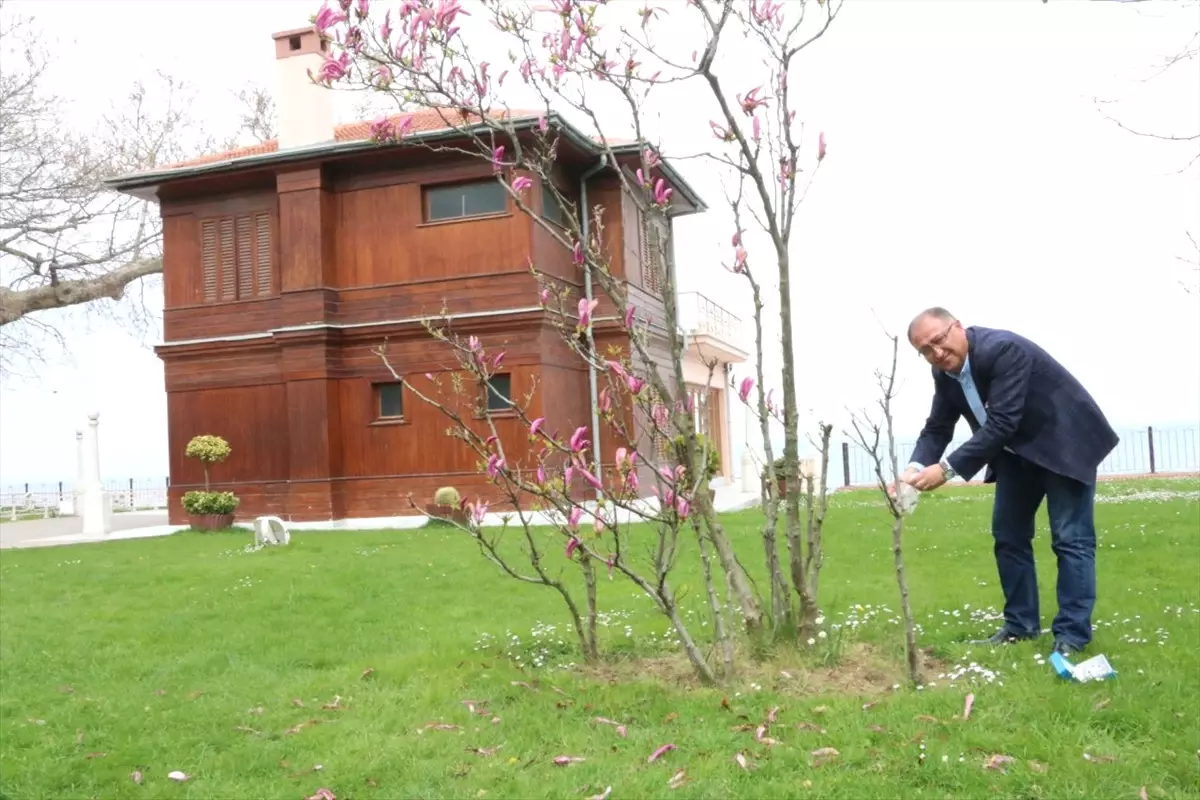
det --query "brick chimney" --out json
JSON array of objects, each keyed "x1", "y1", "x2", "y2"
[{"x1": 271, "y1": 27, "x2": 335, "y2": 150}]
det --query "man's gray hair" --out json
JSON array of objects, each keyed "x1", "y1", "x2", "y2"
[{"x1": 907, "y1": 307, "x2": 958, "y2": 341}]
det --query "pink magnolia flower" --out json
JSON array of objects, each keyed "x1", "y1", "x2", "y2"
[
  {"x1": 653, "y1": 179, "x2": 673, "y2": 206},
  {"x1": 380, "y1": 9, "x2": 392, "y2": 40},
  {"x1": 467, "y1": 336, "x2": 482, "y2": 353},
  {"x1": 818, "y1": 131, "x2": 827, "y2": 161},
  {"x1": 578, "y1": 467, "x2": 603, "y2": 491},
  {"x1": 567, "y1": 506, "x2": 584, "y2": 530},
  {"x1": 539, "y1": 287, "x2": 551, "y2": 305},
  {"x1": 530, "y1": 417, "x2": 545, "y2": 437},
  {"x1": 577, "y1": 297, "x2": 598, "y2": 329},
  {"x1": 537, "y1": 115, "x2": 548, "y2": 132},
  {"x1": 675, "y1": 495, "x2": 691, "y2": 519},
  {"x1": 564, "y1": 465, "x2": 575, "y2": 486},
  {"x1": 313, "y1": 4, "x2": 347, "y2": 33},
  {"x1": 738, "y1": 87, "x2": 770, "y2": 116},
  {"x1": 315, "y1": 52, "x2": 351, "y2": 84},
  {"x1": 625, "y1": 375, "x2": 646, "y2": 395},
  {"x1": 468, "y1": 501, "x2": 488, "y2": 526},
  {"x1": 752, "y1": 116, "x2": 761, "y2": 142},
  {"x1": 354, "y1": 0, "x2": 370, "y2": 19},
  {"x1": 737, "y1": 376, "x2": 755, "y2": 403},
  {"x1": 568, "y1": 426, "x2": 590, "y2": 453},
  {"x1": 565, "y1": 536, "x2": 580, "y2": 559},
  {"x1": 486, "y1": 454, "x2": 505, "y2": 478},
  {"x1": 572, "y1": 241, "x2": 585, "y2": 266},
  {"x1": 598, "y1": 387, "x2": 613, "y2": 413},
  {"x1": 512, "y1": 175, "x2": 533, "y2": 192},
  {"x1": 623, "y1": 471, "x2": 639, "y2": 494},
  {"x1": 491, "y1": 145, "x2": 506, "y2": 172},
  {"x1": 536, "y1": 464, "x2": 547, "y2": 484},
  {"x1": 623, "y1": 304, "x2": 636, "y2": 330},
  {"x1": 643, "y1": 148, "x2": 661, "y2": 169}
]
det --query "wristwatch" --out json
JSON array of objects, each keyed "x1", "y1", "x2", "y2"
[{"x1": 938, "y1": 458, "x2": 957, "y2": 480}]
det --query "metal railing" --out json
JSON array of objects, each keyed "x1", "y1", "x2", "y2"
[
  {"x1": 0, "y1": 477, "x2": 169, "y2": 520},
  {"x1": 678, "y1": 291, "x2": 742, "y2": 344},
  {"x1": 834, "y1": 426, "x2": 1199, "y2": 488}
]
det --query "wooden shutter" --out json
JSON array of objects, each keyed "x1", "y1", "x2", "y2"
[
  {"x1": 218, "y1": 218, "x2": 236, "y2": 301},
  {"x1": 235, "y1": 215, "x2": 253, "y2": 298},
  {"x1": 200, "y1": 220, "x2": 218, "y2": 303},
  {"x1": 640, "y1": 210, "x2": 662, "y2": 294},
  {"x1": 197, "y1": 211, "x2": 273, "y2": 303},
  {"x1": 254, "y1": 212, "x2": 272, "y2": 296}
]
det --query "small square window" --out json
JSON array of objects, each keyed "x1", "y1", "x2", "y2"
[
  {"x1": 486, "y1": 373, "x2": 512, "y2": 412},
  {"x1": 376, "y1": 382, "x2": 403, "y2": 419}
]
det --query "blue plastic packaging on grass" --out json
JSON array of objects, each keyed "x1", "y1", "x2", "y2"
[{"x1": 1050, "y1": 651, "x2": 1117, "y2": 682}]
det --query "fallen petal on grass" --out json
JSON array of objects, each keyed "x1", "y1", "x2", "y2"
[
  {"x1": 734, "y1": 752, "x2": 750, "y2": 770},
  {"x1": 1028, "y1": 760, "x2": 1049, "y2": 773},
  {"x1": 963, "y1": 693, "x2": 975, "y2": 721},
  {"x1": 668, "y1": 769, "x2": 688, "y2": 789},
  {"x1": 585, "y1": 787, "x2": 611, "y2": 800},
  {"x1": 1084, "y1": 752, "x2": 1117, "y2": 764},
  {"x1": 766, "y1": 706, "x2": 781, "y2": 723},
  {"x1": 167, "y1": 770, "x2": 189, "y2": 782},
  {"x1": 467, "y1": 746, "x2": 503, "y2": 757},
  {"x1": 796, "y1": 722, "x2": 827, "y2": 734},
  {"x1": 648, "y1": 743, "x2": 676, "y2": 763},
  {"x1": 360, "y1": 668, "x2": 375, "y2": 681},
  {"x1": 285, "y1": 720, "x2": 321, "y2": 735},
  {"x1": 811, "y1": 747, "x2": 840, "y2": 766},
  {"x1": 1139, "y1": 787, "x2": 1149, "y2": 800},
  {"x1": 552, "y1": 755, "x2": 585, "y2": 766},
  {"x1": 983, "y1": 754, "x2": 1016, "y2": 772},
  {"x1": 420, "y1": 722, "x2": 461, "y2": 732},
  {"x1": 129, "y1": 771, "x2": 143, "y2": 785},
  {"x1": 303, "y1": 789, "x2": 336, "y2": 800}
]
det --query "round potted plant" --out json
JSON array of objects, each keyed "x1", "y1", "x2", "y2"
[
  {"x1": 426, "y1": 486, "x2": 468, "y2": 525},
  {"x1": 183, "y1": 434, "x2": 239, "y2": 531}
]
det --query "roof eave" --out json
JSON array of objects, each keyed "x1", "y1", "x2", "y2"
[{"x1": 104, "y1": 111, "x2": 706, "y2": 214}]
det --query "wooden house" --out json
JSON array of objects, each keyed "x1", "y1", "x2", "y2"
[{"x1": 106, "y1": 26, "x2": 749, "y2": 523}]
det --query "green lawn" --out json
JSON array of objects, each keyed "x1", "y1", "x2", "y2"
[{"x1": 1, "y1": 477, "x2": 1197, "y2": 799}]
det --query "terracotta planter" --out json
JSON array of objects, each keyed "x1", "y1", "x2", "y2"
[
  {"x1": 189, "y1": 513, "x2": 235, "y2": 531},
  {"x1": 425, "y1": 504, "x2": 469, "y2": 525}
]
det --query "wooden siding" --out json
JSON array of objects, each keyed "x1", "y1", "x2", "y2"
[{"x1": 153, "y1": 148, "x2": 683, "y2": 523}]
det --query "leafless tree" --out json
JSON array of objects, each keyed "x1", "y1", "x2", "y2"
[
  {"x1": 847, "y1": 330, "x2": 922, "y2": 686},
  {"x1": 0, "y1": 9, "x2": 278, "y2": 376}
]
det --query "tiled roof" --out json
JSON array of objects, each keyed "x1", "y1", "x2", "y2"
[{"x1": 164, "y1": 106, "x2": 545, "y2": 170}]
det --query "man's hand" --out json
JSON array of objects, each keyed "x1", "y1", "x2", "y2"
[
  {"x1": 908, "y1": 463, "x2": 948, "y2": 491},
  {"x1": 889, "y1": 465, "x2": 922, "y2": 498}
]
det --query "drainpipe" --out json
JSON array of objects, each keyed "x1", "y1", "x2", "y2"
[{"x1": 580, "y1": 156, "x2": 609, "y2": 500}]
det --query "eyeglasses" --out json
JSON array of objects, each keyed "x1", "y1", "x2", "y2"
[{"x1": 916, "y1": 322, "x2": 956, "y2": 359}]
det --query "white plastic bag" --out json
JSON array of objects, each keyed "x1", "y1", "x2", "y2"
[{"x1": 895, "y1": 481, "x2": 920, "y2": 515}]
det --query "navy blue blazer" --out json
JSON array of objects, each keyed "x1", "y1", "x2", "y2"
[{"x1": 910, "y1": 326, "x2": 1119, "y2": 485}]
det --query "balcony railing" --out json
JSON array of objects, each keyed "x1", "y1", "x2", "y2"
[{"x1": 678, "y1": 291, "x2": 743, "y2": 347}]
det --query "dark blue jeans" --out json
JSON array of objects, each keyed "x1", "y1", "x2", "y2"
[{"x1": 991, "y1": 453, "x2": 1097, "y2": 647}]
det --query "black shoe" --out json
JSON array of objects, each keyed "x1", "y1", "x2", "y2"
[
  {"x1": 1051, "y1": 638, "x2": 1082, "y2": 657},
  {"x1": 971, "y1": 627, "x2": 1041, "y2": 646}
]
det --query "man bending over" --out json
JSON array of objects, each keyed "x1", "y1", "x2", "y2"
[{"x1": 901, "y1": 308, "x2": 1118, "y2": 656}]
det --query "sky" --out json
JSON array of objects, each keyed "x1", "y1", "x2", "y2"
[{"x1": 1, "y1": 0, "x2": 1197, "y2": 484}]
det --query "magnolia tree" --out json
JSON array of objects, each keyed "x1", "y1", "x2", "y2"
[{"x1": 314, "y1": 0, "x2": 843, "y2": 677}]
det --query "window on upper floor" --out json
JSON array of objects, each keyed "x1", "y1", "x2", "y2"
[
  {"x1": 639, "y1": 207, "x2": 670, "y2": 294},
  {"x1": 485, "y1": 372, "x2": 513, "y2": 413},
  {"x1": 423, "y1": 179, "x2": 508, "y2": 222},
  {"x1": 375, "y1": 382, "x2": 404, "y2": 420},
  {"x1": 199, "y1": 211, "x2": 274, "y2": 303},
  {"x1": 542, "y1": 180, "x2": 566, "y2": 227}
]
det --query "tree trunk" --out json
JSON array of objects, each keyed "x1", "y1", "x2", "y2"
[
  {"x1": 695, "y1": 522, "x2": 735, "y2": 680},
  {"x1": 892, "y1": 516, "x2": 921, "y2": 684},
  {"x1": 580, "y1": 551, "x2": 600, "y2": 663}
]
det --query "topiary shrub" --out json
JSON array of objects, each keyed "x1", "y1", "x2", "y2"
[
  {"x1": 185, "y1": 434, "x2": 232, "y2": 491},
  {"x1": 433, "y1": 486, "x2": 461, "y2": 506}
]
